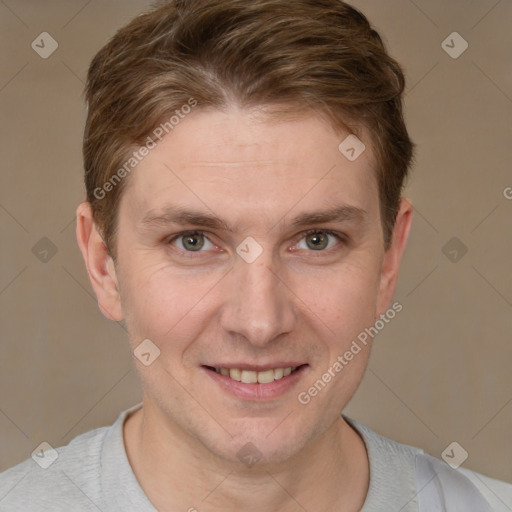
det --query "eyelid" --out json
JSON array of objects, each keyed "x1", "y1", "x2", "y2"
[
  {"x1": 292, "y1": 228, "x2": 346, "y2": 251},
  {"x1": 302, "y1": 228, "x2": 346, "y2": 240},
  {"x1": 167, "y1": 228, "x2": 347, "y2": 254},
  {"x1": 168, "y1": 230, "x2": 218, "y2": 252}
]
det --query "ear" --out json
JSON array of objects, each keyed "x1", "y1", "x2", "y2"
[
  {"x1": 76, "y1": 202, "x2": 124, "y2": 322},
  {"x1": 376, "y1": 198, "x2": 413, "y2": 317}
]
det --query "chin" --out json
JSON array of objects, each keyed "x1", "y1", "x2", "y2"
[{"x1": 206, "y1": 419, "x2": 313, "y2": 468}]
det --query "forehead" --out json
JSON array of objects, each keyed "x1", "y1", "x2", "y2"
[{"x1": 120, "y1": 106, "x2": 379, "y2": 228}]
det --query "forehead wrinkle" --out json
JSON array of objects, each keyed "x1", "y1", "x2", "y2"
[{"x1": 185, "y1": 160, "x2": 276, "y2": 167}]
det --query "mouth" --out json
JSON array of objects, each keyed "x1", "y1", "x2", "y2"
[
  {"x1": 203, "y1": 365, "x2": 306, "y2": 384},
  {"x1": 202, "y1": 364, "x2": 308, "y2": 401}
]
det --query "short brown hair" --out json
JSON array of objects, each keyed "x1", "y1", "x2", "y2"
[{"x1": 84, "y1": 0, "x2": 414, "y2": 256}]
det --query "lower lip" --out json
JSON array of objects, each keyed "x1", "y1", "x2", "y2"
[{"x1": 202, "y1": 365, "x2": 308, "y2": 401}]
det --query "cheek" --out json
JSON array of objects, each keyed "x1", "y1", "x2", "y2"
[
  {"x1": 300, "y1": 263, "x2": 380, "y2": 405},
  {"x1": 297, "y1": 257, "x2": 382, "y2": 330},
  {"x1": 117, "y1": 255, "x2": 222, "y2": 349}
]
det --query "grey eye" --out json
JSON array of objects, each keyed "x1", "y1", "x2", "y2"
[
  {"x1": 305, "y1": 232, "x2": 329, "y2": 250},
  {"x1": 297, "y1": 231, "x2": 340, "y2": 251},
  {"x1": 171, "y1": 231, "x2": 215, "y2": 252},
  {"x1": 181, "y1": 233, "x2": 205, "y2": 251}
]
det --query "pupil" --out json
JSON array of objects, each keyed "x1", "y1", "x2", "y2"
[
  {"x1": 307, "y1": 233, "x2": 327, "y2": 250},
  {"x1": 184, "y1": 234, "x2": 204, "y2": 251}
]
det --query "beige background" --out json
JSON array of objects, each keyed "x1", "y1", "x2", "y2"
[{"x1": 1, "y1": 0, "x2": 511, "y2": 486}]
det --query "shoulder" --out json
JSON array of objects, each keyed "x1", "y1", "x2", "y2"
[
  {"x1": 0, "y1": 425, "x2": 110, "y2": 511},
  {"x1": 346, "y1": 416, "x2": 512, "y2": 511},
  {"x1": 458, "y1": 466, "x2": 512, "y2": 512},
  {"x1": 346, "y1": 416, "x2": 423, "y2": 510}
]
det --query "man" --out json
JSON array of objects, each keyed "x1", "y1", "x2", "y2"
[{"x1": 1, "y1": 0, "x2": 511, "y2": 510}]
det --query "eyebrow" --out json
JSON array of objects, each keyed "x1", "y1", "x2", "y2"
[
  {"x1": 289, "y1": 204, "x2": 367, "y2": 228},
  {"x1": 139, "y1": 203, "x2": 367, "y2": 233}
]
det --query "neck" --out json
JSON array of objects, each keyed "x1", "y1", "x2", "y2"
[{"x1": 124, "y1": 402, "x2": 369, "y2": 512}]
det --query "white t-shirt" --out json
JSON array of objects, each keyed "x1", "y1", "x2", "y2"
[{"x1": 1, "y1": 402, "x2": 511, "y2": 511}]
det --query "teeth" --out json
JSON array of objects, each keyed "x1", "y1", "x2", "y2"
[
  {"x1": 241, "y1": 370, "x2": 257, "y2": 383},
  {"x1": 229, "y1": 368, "x2": 242, "y2": 381},
  {"x1": 274, "y1": 368, "x2": 284, "y2": 380},
  {"x1": 215, "y1": 366, "x2": 298, "y2": 383},
  {"x1": 257, "y1": 369, "x2": 275, "y2": 384}
]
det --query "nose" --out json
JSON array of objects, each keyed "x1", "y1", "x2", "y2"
[{"x1": 219, "y1": 251, "x2": 297, "y2": 348}]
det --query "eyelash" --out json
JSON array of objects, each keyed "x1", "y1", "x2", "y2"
[
  {"x1": 167, "y1": 229, "x2": 347, "y2": 256},
  {"x1": 298, "y1": 229, "x2": 347, "y2": 251}
]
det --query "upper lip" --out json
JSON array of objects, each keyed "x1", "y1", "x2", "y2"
[{"x1": 203, "y1": 363, "x2": 307, "y2": 371}]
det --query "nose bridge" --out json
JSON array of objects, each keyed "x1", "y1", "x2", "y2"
[{"x1": 220, "y1": 250, "x2": 295, "y2": 346}]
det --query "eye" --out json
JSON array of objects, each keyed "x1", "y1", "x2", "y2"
[
  {"x1": 170, "y1": 231, "x2": 216, "y2": 252},
  {"x1": 295, "y1": 229, "x2": 343, "y2": 251}
]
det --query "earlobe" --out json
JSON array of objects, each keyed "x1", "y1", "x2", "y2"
[
  {"x1": 376, "y1": 198, "x2": 413, "y2": 317},
  {"x1": 76, "y1": 202, "x2": 124, "y2": 322}
]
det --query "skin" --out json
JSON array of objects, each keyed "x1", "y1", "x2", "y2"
[{"x1": 77, "y1": 105, "x2": 412, "y2": 511}]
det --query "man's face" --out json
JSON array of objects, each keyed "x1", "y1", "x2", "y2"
[{"x1": 114, "y1": 106, "x2": 392, "y2": 465}]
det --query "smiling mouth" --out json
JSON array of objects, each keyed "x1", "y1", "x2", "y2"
[{"x1": 203, "y1": 365, "x2": 306, "y2": 384}]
